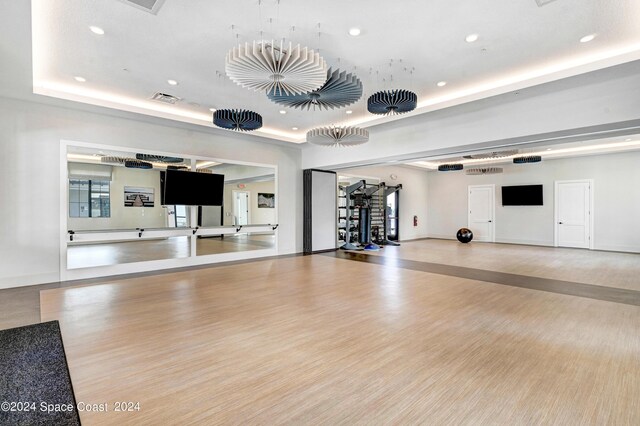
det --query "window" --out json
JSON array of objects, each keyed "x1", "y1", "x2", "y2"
[{"x1": 69, "y1": 179, "x2": 111, "y2": 218}]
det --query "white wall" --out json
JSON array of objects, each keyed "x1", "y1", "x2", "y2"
[
  {"x1": 68, "y1": 166, "x2": 166, "y2": 231},
  {"x1": 302, "y1": 61, "x2": 640, "y2": 170},
  {"x1": 427, "y1": 151, "x2": 640, "y2": 253},
  {"x1": 338, "y1": 165, "x2": 429, "y2": 241},
  {"x1": 0, "y1": 96, "x2": 302, "y2": 289}
]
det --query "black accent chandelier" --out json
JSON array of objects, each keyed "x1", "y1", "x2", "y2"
[
  {"x1": 166, "y1": 165, "x2": 189, "y2": 171},
  {"x1": 513, "y1": 155, "x2": 542, "y2": 164},
  {"x1": 438, "y1": 163, "x2": 464, "y2": 171},
  {"x1": 213, "y1": 109, "x2": 263, "y2": 131},
  {"x1": 125, "y1": 160, "x2": 153, "y2": 169},
  {"x1": 367, "y1": 89, "x2": 417, "y2": 115},
  {"x1": 136, "y1": 154, "x2": 184, "y2": 163},
  {"x1": 466, "y1": 167, "x2": 503, "y2": 175},
  {"x1": 267, "y1": 68, "x2": 362, "y2": 111}
]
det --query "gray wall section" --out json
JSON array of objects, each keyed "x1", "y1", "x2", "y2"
[{"x1": 310, "y1": 171, "x2": 338, "y2": 252}]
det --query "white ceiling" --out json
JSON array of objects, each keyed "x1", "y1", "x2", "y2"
[{"x1": 32, "y1": 0, "x2": 640, "y2": 143}]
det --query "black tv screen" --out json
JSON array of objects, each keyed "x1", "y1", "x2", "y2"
[
  {"x1": 502, "y1": 185, "x2": 543, "y2": 206},
  {"x1": 160, "y1": 170, "x2": 224, "y2": 206}
]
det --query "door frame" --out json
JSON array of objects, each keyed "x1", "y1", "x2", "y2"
[
  {"x1": 468, "y1": 184, "x2": 496, "y2": 243},
  {"x1": 554, "y1": 179, "x2": 594, "y2": 250},
  {"x1": 232, "y1": 190, "x2": 251, "y2": 226}
]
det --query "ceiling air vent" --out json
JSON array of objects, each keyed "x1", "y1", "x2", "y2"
[
  {"x1": 150, "y1": 92, "x2": 180, "y2": 104},
  {"x1": 118, "y1": 0, "x2": 166, "y2": 14},
  {"x1": 535, "y1": 0, "x2": 559, "y2": 6}
]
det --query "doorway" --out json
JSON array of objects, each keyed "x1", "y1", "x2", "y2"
[
  {"x1": 386, "y1": 191, "x2": 399, "y2": 241},
  {"x1": 555, "y1": 180, "x2": 593, "y2": 249},
  {"x1": 233, "y1": 191, "x2": 250, "y2": 226},
  {"x1": 468, "y1": 184, "x2": 495, "y2": 242}
]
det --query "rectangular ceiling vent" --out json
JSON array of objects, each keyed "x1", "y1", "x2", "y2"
[
  {"x1": 118, "y1": 0, "x2": 166, "y2": 14},
  {"x1": 150, "y1": 92, "x2": 180, "y2": 104},
  {"x1": 535, "y1": 0, "x2": 559, "y2": 6}
]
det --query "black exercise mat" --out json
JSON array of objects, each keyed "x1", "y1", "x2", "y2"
[{"x1": 0, "y1": 321, "x2": 81, "y2": 425}]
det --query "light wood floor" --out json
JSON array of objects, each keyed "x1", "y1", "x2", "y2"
[
  {"x1": 67, "y1": 234, "x2": 275, "y2": 269},
  {"x1": 40, "y1": 243, "x2": 640, "y2": 425},
  {"x1": 370, "y1": 239, "x2": 640, "y2": 291}
]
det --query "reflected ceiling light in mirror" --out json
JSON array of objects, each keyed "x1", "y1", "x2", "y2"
[
  {"x1": 349, "y1": 28, "x2": 361, "y2": 36},
  {"x1": 267, "y1": 68, "x2": 363, "y2": 111},
  {"x1": 437, "y1": 81, "x2": 447, "y2": 87},
  {"x1": 74, "y1": 76, "x2": 86, "y2": 82},
  {"x1": 307, "y1": 126, "x2": 369, "y2": 147},
  {"x1": 225, "y1": 40, "x2": 328, "y2": 96},
  {"x1": 167, "y1": 79, "x2": 178, "y2": 86},
  {"x1": 465, "y1": 33, "x2": 479, "y2": 43},
  {"x1": 213, "y1": 109, "x2": 263, "y2": 131},
  {"x1": 368, "y1": 89, "x2": 417, "y2": 115}
]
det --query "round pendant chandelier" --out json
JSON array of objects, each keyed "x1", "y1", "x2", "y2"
[
  {"x1": 125, "y1": 159, "x2": 153, "y2": 169},
  {"x1": 225, "y1": 40, "x2": 328, "y2": 96},
  {"x1": 166, "y1": 165, "x2": 189, "y2": 171},
  {"x1": 136, "y1": 154, "x2": 184, "y2": 163},
  {"x1": 267, "y1": 68, "x2": 362, "y2": 110},
  {"x1": 463, "y1": 150, "x2": 519, "y2": 160},
  {"x1": 466, "y1": 167, "x2": 503, "y2": 175},
  {"x1": 367, "y1": 89, "x2": 417, "y2": 115},
  {"x1": 513, "y1": 155, "x2": 542, "y2": 164},
  {"x1": 213, "y1": 109, "x2": 263, "y2": 132},
  {"x1": 100, "y1": 156, "x2": 132, "y2": 165},
  {"x1": 306, "y1": 126, "x2": 369, "y2": 147},
  {"x1": 438, "y1": 163, "x2": 464, "y2": 171}
]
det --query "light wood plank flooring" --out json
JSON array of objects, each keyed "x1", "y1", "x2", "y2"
[
  {"x1": 39, "y1": 244, "x2": 640, "y2": 425},
  {"x1": 368, "y1": 239, "x2": 640, "y2": 290},
  {"x1": 67, "y1": 234, "x2": 275, "y2": 269}
]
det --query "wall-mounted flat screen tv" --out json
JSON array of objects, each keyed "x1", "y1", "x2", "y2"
[
  {"x1": 501, "y1": 184, "x2": 543, "y2": 206},
  {"x1": 160, "y1": 170, "x2": 224, "y2": 206}
]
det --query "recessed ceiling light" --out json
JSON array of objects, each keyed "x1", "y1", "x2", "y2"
[
  {"x1": 580, "y1": 34, "x2": 596, "y2": 43},
  {"x1": 167, "y1": 79, "x2": 178, "y2": 86},
  {"x1": 465, "y1": 34, "x2": 479, "y2": 43},
  {"x1": 437, "y1": 81, "x2": 447, "y2": 87},
  {"x1": 292, "y1": 127, "x2": 298, "y2": 130},
  {"x1": 349, "y1": 28, "x2": 361, "y2": 36},
  {"x1": 209, "y1": 108, "x2": 216, "y2": 112},
  {"x1": 279, "y1": 110, "x2": 287, "y2": 114},
  {"x1": 626, "y1": 138, "x2": 632, "y2": 141},
  {"x1": 346, "y1": 110, "x2": 353, "y2": 114},
  {"x1": 74, "y1": 76, "x2": 86, "y2": 82},
  {"x1": 89, "y1": 26, "x2": 104, "y2": 35},
  {"x1": 546, "y1": 148, "x2": 552, "y2": 151}
]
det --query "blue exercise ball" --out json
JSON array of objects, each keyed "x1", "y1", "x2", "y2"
[{"x1": 456, "y1": 228, "x2": 473, "y2": 243}]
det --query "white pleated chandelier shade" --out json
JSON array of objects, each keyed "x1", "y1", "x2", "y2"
[
  {"x1": 306, "y1": 126, "x2": 369, "y2": 147},
  {"x1": 225, "y1": 40, "x2": 328, "y2": 96}
]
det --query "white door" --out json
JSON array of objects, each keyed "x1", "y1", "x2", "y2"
[
  {"x1": 468, "y1": 185, "x2": 495, "y2": 242},
  {"x1": 233, "y1": 191, "x2": 249, "y2": 225},
  {"x1": 555, "y1": 181, "x2": 592, "y2": 249}
]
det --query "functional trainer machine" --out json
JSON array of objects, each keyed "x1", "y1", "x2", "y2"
[{"x1": 339, "y1": 180, "x2": 402, "y2": 251}]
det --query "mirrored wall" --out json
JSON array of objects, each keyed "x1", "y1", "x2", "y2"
[{"x1": 65, "y1": 145, "x2": 277, "y2": 270}]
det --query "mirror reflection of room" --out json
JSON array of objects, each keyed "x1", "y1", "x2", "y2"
[
  {"x1": 196, "y1": 162, "x2": 276, "y2": 256},
  {"x1": 66, "y1": 147, "x2": 276, "y2": 269}
]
